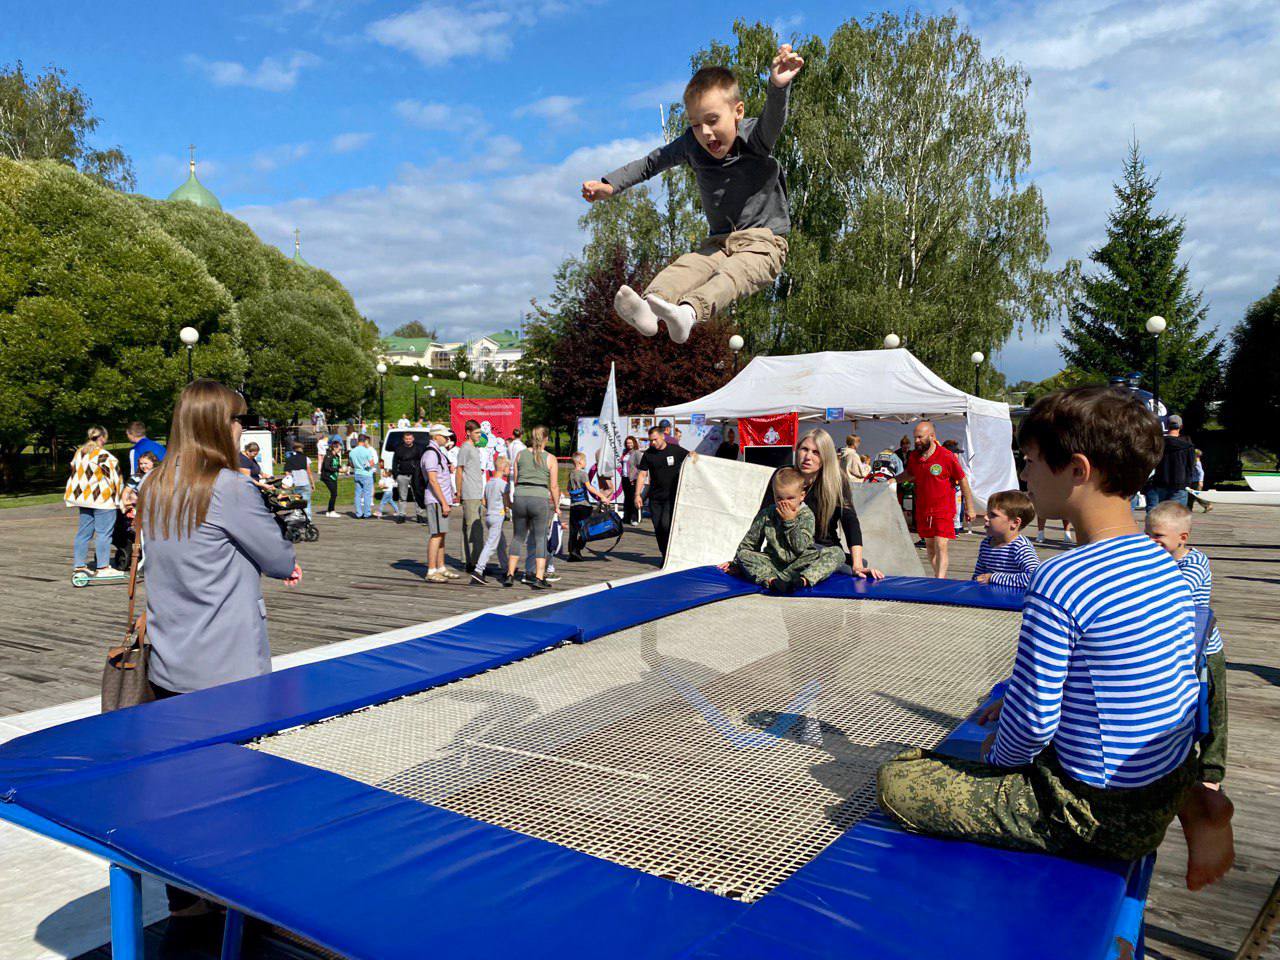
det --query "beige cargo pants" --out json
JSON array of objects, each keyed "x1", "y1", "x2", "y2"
[{"x1": 644, "y1": 227, "x2": 788, "y2": 323}]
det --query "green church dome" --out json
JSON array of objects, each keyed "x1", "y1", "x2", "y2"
[
  {"x1": 292, "y1": 227, "x2": 310, "y2": 266},
  {"x1": 167, "y1": 147, "x2": 221, "y2": 210}
]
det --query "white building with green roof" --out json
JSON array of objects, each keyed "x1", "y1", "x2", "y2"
[{"x1": 381, "y1": 329, "x2": 524, "y2": 374}]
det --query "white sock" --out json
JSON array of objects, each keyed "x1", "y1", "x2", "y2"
[
  {"x1": 613, "y1": 285, "x2": 659, "y2": 336},
  {"x1": 647, "y1": 294, "x2": 697, "y2": 344}
]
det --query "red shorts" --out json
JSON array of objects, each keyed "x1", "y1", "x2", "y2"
[{"x1": 915, "y1": 511, "x2": 957, "y2": 540}]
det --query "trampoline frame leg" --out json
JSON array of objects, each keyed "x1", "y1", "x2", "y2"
[
  {"x1": 221, "y1": 908, "x2": 245, "y2": 960},
  {"x1": 108, "y1": 864, "x2": 144, "y2": 960}
]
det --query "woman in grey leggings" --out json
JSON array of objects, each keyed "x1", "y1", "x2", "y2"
[{"x1": 506, "y1": 425, "x2": 561, "y2": 589}]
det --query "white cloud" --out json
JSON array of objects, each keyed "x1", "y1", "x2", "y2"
[
  {"x1": 625, "y1": 80, "x2": 687, "y2": 111},
  {"x1": 234, "y1": 137, "x2": 655, "y2": 340},
  {"x1": 185, "y1": 51, "x2": 321, "y2": 92},
  {"x1": 330, "y1": 131, "x2": 374, "y2": 153},
  {"x1": 367, "y1": 3, "x2": 513, "y2": 66},
  {"x1": 251, "y1": 142, "x2": 314, "y2": 173},
  {"x1": 957, "y1": 0, "x2": 1280, "y2": 379},
  {"x1": 514, "y1": 95, "x2": 583, "y2": 126}
]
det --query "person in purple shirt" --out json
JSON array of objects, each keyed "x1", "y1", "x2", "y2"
[{"x1": 420, "y1": 424, "x2": 457, "y2": 583}]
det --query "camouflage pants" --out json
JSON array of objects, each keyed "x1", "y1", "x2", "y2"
[
  {"x1": 1199, "y1": 650, "x2": 1228, "y2": 784},
  {"x1": 877, "y1": 746, "x2": 1197, "y2": 861},
  {"x1": 736, "y1": 544, "x2": 845, "y2": 587}
]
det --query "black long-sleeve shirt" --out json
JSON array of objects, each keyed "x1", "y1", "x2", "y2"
[
  {"x1": 391, "y1": 442, "x2": 421, "y2": 478},
  {"x1": 602, "y1": 82, "x2": 791, "y2": 237}
]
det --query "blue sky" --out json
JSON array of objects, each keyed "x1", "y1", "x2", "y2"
[{"x1": 5, "y1": 0, "x2": 1278, "y2": 382}]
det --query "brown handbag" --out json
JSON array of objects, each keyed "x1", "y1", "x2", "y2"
[{"x1": 100, "y1": 539, "x2": 154, "y2": 712}]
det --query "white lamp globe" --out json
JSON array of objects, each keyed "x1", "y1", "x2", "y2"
[
  {"x1": 883, "y1": 333, "x2": 901, "y2": 349},
  {"x1": 1145, "y1": 315, "x2": 1166, "y2": 334},
  {"x1": 179, "y1": 326, "x2": 199, "y2": 347},
  {"x1": 376, "y1": 362, "x2": 387, "y2": 375},
  {"x1": 411, "y1": 374, "x2": 419, "y2": 383},
  {"x1": 728, "y1": 334, "x2": 745, "y2": 352},
  {"x1": 459, "y1": 371, "x2": 468, "y2": 381},
  {"x1": 971, "y1": 351, "x2": 985, "y2": 364}
]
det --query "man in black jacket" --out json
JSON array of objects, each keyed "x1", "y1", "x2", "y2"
[
  {"x1": 1144, "y1": 414, "x2": 1196, "y2": 508},
  {"x1": 391, "y1": 434, "x2": 422, "y2": 524}
]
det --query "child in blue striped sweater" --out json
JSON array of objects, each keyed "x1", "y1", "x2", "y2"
[
  {"x1": 878, "y1": 386, "x2": 1233, "y2": 890},
  {"x1": 971, "y1": 489, "x2": 1039, "y2": 589}
]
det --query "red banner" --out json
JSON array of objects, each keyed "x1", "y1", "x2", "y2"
[
  {"x1": 449, "y1": 398, "x2": 522, "y2": 448},
  {"x1": 740, "y1": 412, "x2": 798, "y2": 448}
]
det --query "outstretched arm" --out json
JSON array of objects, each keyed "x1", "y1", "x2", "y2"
[
  {"x1": 588, "y1": 138, "x2": 689, "y2": 200},
  {"x1": 749, "y1": 45, "x2": 803, "y2": 154}
]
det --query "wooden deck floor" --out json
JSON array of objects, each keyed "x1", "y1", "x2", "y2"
[{"x1": 2, "y1": 501, "x2": 1276, "y2": 959}]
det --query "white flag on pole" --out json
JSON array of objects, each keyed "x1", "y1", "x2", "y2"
[{"x1": 597, "y1": 362, "x2": 624, "y2": 479}]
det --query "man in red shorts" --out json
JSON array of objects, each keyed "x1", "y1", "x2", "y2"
[{"x1": 898, "y1": 421, "x2": 975, "y2": 577}]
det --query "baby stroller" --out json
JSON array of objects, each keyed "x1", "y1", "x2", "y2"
[
  {"x1": 260, "y1": 477, "x2": 319, "y2": 542},
  {"x1": 866, "y1": 452, "x2": 900, "y2": 484}
]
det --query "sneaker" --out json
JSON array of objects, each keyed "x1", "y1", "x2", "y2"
[
  {"x1": 1035, "y1": 532, "x2": 1046, "y2": 544},
  {"x1": 543, "y1": 571, "x2": 562, "y2": 583},
  {"x1": 95, "y1": 568, "x2": 126, "y2": 580},
  {"x1": 529, "y1": 577, "x2": 549, "y2": 590},
  {"x1": 501, "y1": 575, "x2": 514, "y2": 588},
  {"x1": 470, "y1": 571, "x2": 488, "y2": 586},
  {"x1": 326, "y1": 511, "x2": 340, "y2": 518},
  {"x1": 426, "y1": 572, "x2": 448, "y2": 583}
]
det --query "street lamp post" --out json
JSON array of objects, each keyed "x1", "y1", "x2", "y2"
[
  {"x1": 179, "y1": 327, "x2": 199, "y2": 383},
  {"x1": 411, "y1": 374, "x2": 420, "y2": 423},
  {"x1": 1145, "y1": 316, "x2": 1166, "y2": 419},
  {"x1": 376, "y1": 362, "x2": 387, "y2": 450},
  {"x1": 459, "y1": 370, "x2": 468, "y2": 399},
  {"x1": 883, "y1": 333, "x2": 901, "y2": 349},
  {"x1": 728, "y1": 334, "x2": 745, "y2": 372},
  {"x1": 970, "y1": 351, "x2": 985, "y2": 397}
]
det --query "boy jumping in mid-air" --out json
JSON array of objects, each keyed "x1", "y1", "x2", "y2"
[
  {"x1": 582, "y1": 44, "x2": 804, "y2": 343},
  {"x1": 1145, "y1": 500, "x2": 1234, "y2": 871},
  {"x1": 877, "y1": 386, "x2": 1234, "y2": 891},
  {"x1": 729, "y1": 467, "x2": 836, "y2": 593},
  {"x1": 972, "y1": 489, "x2": 1040, "y2": 590}
]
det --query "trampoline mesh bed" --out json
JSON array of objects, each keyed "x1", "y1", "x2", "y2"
[{"x1": 251, "y1": 595, "x2": 1020, "y2": 902}]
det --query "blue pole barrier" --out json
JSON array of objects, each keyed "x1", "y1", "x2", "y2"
[{"x1": 109, "y1": 864, "x2": 144, "y2": 960}]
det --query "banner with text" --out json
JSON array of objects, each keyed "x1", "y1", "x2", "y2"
[{"x1": 449, "y1": 398, "x2": 522, "y2": 471}]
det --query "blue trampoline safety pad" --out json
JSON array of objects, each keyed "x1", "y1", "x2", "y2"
[{"x1": 0, "y1": 566, "x2": 1152, "y2": 960}]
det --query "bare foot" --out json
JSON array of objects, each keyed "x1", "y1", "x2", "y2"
[{"x1": 1178, "y1": 782, "x2": 1235, "y2": 890}]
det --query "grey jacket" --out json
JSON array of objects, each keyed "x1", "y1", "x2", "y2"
[
  {"x1": 602, "y1": 82, "x2": 790, "y2": 237},
  {"x1": 145, "y1": 469, "x2": 297, "y2": 693}
]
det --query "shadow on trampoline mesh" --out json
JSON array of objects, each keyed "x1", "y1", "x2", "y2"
[{"x1": 250, "y1": 595, "x2": 1019, "y2": 902}]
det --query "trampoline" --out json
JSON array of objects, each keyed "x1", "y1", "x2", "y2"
[{"x1": 0, "y1": 568, "x2": 1173, "y2": 960}]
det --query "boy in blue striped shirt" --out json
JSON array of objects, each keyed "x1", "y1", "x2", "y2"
[
  {"x1": 878, "y1": 386, "x2": 1233, "y2": 890},
  {"x1": 971, "y1": 489, "x2": 1040, "y2": 590},
  {"x1": 1145, "y1": 501, "x2": 1231, "y2": 807}
]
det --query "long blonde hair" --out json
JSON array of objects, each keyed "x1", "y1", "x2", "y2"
[
  {"x1": 139, "y1": 380, "x2": 246, "y2": 539},
  {"x1": 528, "y1": 425, "x2": 549, "y2": 455},
  {"x1": 797, "y1": 427, "x2": 843, "y2": 533},
  {"x1": 78, "y1": 426, "x2": 108, "y2": 457}
]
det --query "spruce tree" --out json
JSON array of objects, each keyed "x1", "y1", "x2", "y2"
[
  {"x1": 1221, "y1": 280, "x2": 1280, "y2": 465},
  {"x1": 1060, "y1": 142, "x2": 1221, "y2": 427}
]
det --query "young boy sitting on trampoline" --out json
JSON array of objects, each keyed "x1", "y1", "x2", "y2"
[
  {"x1": 729, "y1": 467, "x2": 835, "y2": 594},
  {"x1": 581, "y1": 44, "x2": 804, "y2": 343},
  {"x1": 971, "y1": 489, "x2": 1040, "y2": 589},
  {"x1": 1145, "y1": 500, "x2": 1233, "y2": 859},
  {"x1": 877, "y1": 386, "x2": 1234, "y2": 891}
]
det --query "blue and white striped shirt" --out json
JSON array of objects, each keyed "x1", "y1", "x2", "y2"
[
  {"x1": 1176, "y1": 548, "x2": 1223, "y2": 655},
  {"x1": 989, "y1": 534, "x2": 1198, "y2": 788},
  {"x1": 973, "y1": 535, "x2": 1040, "y2": 590}
]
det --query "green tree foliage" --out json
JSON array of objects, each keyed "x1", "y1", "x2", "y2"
[
  {"x1": 392, "y1": 320, "x2": 437, "y2": 340},
  {"x1": 1060, "y1": 143, "x2": 1221, "y2": 428},
  {"x1": 0, "y1": 63, "x2": 135, "y2": 191},
  {"x1": 0, "y1": 159, "x2": 242, "y2": 486},
  {"x1": 653, "y1": 16, "x2": 1063, "y2": 382},
  {"x1": 1220, "y1": 280, "x2": 1280, "y2": 462},
  {"x1": 0, "y1": 158, "x2": 377, "y2": 488},
  {"x1": 1022, "y1": 367, "x2": 1102, "y2": 406}
]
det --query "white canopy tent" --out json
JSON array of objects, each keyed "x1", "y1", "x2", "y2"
[{"x1": 656, "y1": 349, "x2": 1018, "y2": 506}]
